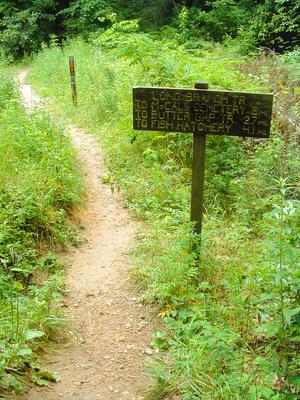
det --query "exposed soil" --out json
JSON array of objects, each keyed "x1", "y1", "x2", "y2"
[{"x1": 16, "y1": 70, "x2": 156, "y2": 400}]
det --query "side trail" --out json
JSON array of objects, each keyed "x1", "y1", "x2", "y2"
[{"x1": 17, "y1": 70, "x2": 155, "y2": 400}]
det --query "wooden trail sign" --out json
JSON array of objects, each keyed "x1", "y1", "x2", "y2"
[
  {"x1": 69, "y1": 56, "x2": 77, "y2": 105},
  {"x1": 133, "y1": 83, "x2": 273, "y2": 235},
  {"x1": 133, "y1": 86, "x2": 273, "y2": 138}
]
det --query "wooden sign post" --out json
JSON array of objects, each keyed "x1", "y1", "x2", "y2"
[
  {"x1": 133, "y1": 83, "x2": 273, "y2": 236},
  {"x1": 69, "y1": 56, "x2": 77, "y2": 105},
  {"x1": 191, "y1": 81, "x2": 208, "y2": 235}
]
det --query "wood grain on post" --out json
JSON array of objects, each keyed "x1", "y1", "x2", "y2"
[
  {"x1": 69, "y1": 56, "x2": 77, "y2": 105},
  {"x1": 191, "y1": 81, "x2": 209, "y2": 235}
]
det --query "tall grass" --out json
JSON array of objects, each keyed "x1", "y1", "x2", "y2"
[
  {"x1": 28, "y1": 28, "x2": 299, "y2": 399},
  {"x1": 0, "y1": 68, "x2": 84, "y2": 394}
]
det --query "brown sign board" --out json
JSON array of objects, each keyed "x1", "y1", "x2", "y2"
[{"x1": 133, "y1": 87, "x2": 273, "y2": 138}]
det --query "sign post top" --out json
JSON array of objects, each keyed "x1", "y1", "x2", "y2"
[
  {"x1": 194, "y1": 81, "x2": 209, "y2": 90},
  {"x1": 133, "y1": 86, "x2": 273, "y2": 139}
]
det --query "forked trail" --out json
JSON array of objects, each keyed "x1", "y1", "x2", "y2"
[{"x1": 18, "y1": 70, "x2": 155, "y2": 400}]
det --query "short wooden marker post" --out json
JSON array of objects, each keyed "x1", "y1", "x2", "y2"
[
  {"x1": 132, "y1": 83, "x2": 273, "y2": 237},
  {"x1": 69, "y1": 56, "x2": 77, "y2": 105}
]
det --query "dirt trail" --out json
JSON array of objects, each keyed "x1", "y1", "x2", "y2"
[{"x1": 17, "y1": 70, "x2": 155, "y2": 400}]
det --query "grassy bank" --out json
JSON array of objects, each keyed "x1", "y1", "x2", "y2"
[
  {"x1": 28, "y1": 28, "x2": 299, "y2": 399},
  {"x1": 0, "y1": 68, "x2": 84, "y2": 394}
]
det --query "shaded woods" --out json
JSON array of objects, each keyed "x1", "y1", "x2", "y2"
[{"x1": 0, "y1": 1, "x2": 299, "y2": 59}]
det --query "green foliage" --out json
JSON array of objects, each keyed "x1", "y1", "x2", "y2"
[
  {"x1": 113, "y1": 0, "x2": 174, "y2": 28},
  {"x1": 0, "y1": 0, "x2": 299, "y2": 59},
  {"x1": 174, "y1": 1, "x2": 300, "y2": 52},
  {"x1": 282, "y1": 48, "x2": 300, "y2": 81},
  {"x1": 59, "y1": 0, "x2": 113, "y2": 35},
  {"x1": 249, "y1": 0, "x2": 300, "y2": 51},
  {"x1": 28, "y1": 29, "x2": 299, "y2": 399},
  {"x1": 176, "y1": 1, "x2": 247, "y2": 42},
  {"x1": 96, "y1": 17, "x2": 140, "y2": 48},
  {"x1": 0, "y1": 69, "x2": 83, "y2": 394},
  {"x1": 0, "y1": 0, "x2": 59, "y2": 60}
]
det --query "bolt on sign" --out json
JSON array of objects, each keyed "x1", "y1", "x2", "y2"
[{"x1": 133, "y1": 83, "x2": 273, "y2": 236}]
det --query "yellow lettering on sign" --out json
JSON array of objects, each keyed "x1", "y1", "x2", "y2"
[
  {"x1": 227, "y1": 114, "x2": 233, "y2": 124},
  {"x1": 225, "y1": 124, "x2": 231, "y2": 133},
  {"x1": 185, "y1": 93, "x2": 193, "y2": 102},
  {"x1": 151, "y1": 110, "x2": 157, "y2": 119},
  {"x1": 151, "y1": 91, "x2": 158, "y2": 101},
  {"x1": 160, "y1": 91, "x2": 166, "y2": 101},
  {"x1": 158, "y1": 112, "x2": 165, "y2": 120},
  {"x1": 184, "y1": 112, "x2": 191, "y2": 121},
  {"x1": 218, "y1": 124, "x2": 224, "y2": 133},
  {"x1": 240, "y1": 106, "x2": 246, "y2": 115},
  {"x1": 209, "y1": 113, "x2": 215, "y2": 122},
  {"x1": 178, "y1": 112, "x2": 184, "y2": 121},
  {"x1": 151, "y1": 119, "x2": 157, "y2": 129},
  {"x1": 232, "y1": 95, "x2": 239, "y2": 105},
  {"x1": 239, "y1": 96, "x2": 246, "y2": 105},
  {"x1": 193, "y1": 93, "x2": 200, "y2": 102},
  {"x1": 215, "y1": 95, "x2": 221, "y2": 104},
  {"x1": 134, "y1": 100, "x2": 142, "y2": 109},
  {"x1": 198, "y1": 123, "x2": 205, "y2": 131},
  {"x1": 165, "y1": 121, "x2": 174, "y2": 130},
  {"x1": 174, "y1": 92, "x2": 181, "y2": 101},
  {"x1": 158, "y1": 120, "x2": 165, "y2": 129},
  {"x1": 232, "y1": 105, "x2": 239, "y2": 114},
  {"x1": 151, "y1": 100, "x2": 159, "y2": 110},
  {"x1": 184, "y1": 121, "x2": 191, "y2": 131},
  {"x1": 210, "y1": 124, "x2": 218, "y2": 133}
]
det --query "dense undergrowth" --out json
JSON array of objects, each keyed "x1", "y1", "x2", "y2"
[
  {"x1": 0, "y1": 69, "x2": 83, "y2": 394},
  {"x1": 28, "y1": 26, "x2": 300, "y2": 400},
  {"x1": 1, "y1": 1, "x2": 299, "y2": 60}
]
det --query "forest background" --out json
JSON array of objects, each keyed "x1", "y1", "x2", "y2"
[
  {"x1": 0, "y1": 1, "x2": 299, "y2": 399},
  {"x1": 0, "y1": 0, "x2": 299, "y2": 59}
]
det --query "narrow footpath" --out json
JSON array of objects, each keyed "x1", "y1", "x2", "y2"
[{"x1": 17, "y1": 70, "x2": 155, "y2": 400}]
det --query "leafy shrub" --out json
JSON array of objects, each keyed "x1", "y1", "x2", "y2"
[
  {"x1": 0, "y1": 1, "x2": 60, "y2": 60},
  {"x1": 0, "y1": 69, "x2": 83, "y2": 394},
  {"x1": 0, "y1": 10, "x2": 40, "y2": 60},
  {"x1": 249, "y1": 0, "x2": 300, "y2": 51},
  {"x1": 59, "y1": 0, "x2": 113, "y2": 35},
  {"x1": 113, "y1": 0, "x2": 174, "y2": 28},
  {"x1": 177, "y1": 1, "x2": 247, "y2": 42},
  {"x1": 282, "y1": 47, "x2": 300, "y2": 81},
  {"x1": 175, "y1": 1, "x2": 300, "y2": 52}
]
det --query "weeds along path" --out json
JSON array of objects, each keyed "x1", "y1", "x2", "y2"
[{"x1": 18, "y1": 69, "x2": 154, "y2": 400}]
